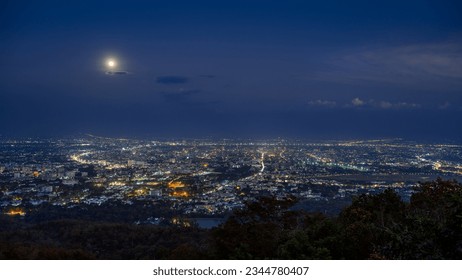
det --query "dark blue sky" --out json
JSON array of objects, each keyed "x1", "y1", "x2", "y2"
[{"x1": 1, "y1": 0, "x2": 462, "y2": 141}]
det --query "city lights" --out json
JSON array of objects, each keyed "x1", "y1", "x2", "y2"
[{"x1": 1, "y1": 137, "x2": 462, "y2": 222}]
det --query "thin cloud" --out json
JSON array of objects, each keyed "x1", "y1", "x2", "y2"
[
  {"x1": 375, "y1": 101, "x2": 420, "y2": 109},
  {"x1": 348, "y1": 98, "x2": 421, "y2": 110},
  {"x1": 307, "y1": 99, "x2": 337, "y2": 107},
  {"x1": 352, "y1": 97, "x2": 365, "y2": 106},
  {"x1": 312, "y1": 42, "x2": 462, "y2": 90},
  {"x1": 438, "y1": 102, "x2": 451, "y2": 110},
  {"x1": 379, "y1": 101, "x2": 393, "y2": 109},
  {"x1": 307, "y1": 98, "x2": 421, "y2": 110},
  {"x1": 105, "y1": 71, "x2": 128, "y2": 75}
]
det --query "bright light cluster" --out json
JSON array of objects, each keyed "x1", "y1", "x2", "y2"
[{"x1": 107, "y1": 59, "x2": 116, "y2": 68}]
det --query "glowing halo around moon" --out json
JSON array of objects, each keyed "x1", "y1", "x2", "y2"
[
  {"x1": 104, "y1": 57, "x2": 128, "y2": 75},
  {"x1": 106, "y1": 58, "x2": 117, "y2": 68}
]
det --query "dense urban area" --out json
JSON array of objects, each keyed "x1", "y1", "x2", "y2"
[
  {"x1": 1, "y1": 136, "x2": 462, "y2": 259},
  {"x1": 1, "y1": 136, "x2": 461, "y2": 226}
]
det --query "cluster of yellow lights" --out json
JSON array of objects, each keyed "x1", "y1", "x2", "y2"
[
  {"x1": 105, "y1": 164, "x2": 126, "y2": 170},
  {"x1": 134, "y1": 189, "x2": 146, "y2": 196},
  {"x1": 168, "y1": 181, "x2": 186, "y2": 188},
  {"x1": 6, "y1": 209, "x2": 26, "y2": 216},
  {"x1": 109, "y1": 181, "x2": 126, "y2": 187},
  {"x1": 171, "y1": 191, "x2": 189, "y2": 197},
  {"x1": 71, "y1": 152, "x2": 124, "y2": 170},
  {"x1": 171, "y1": 217, "x2": 191, "y2": 227},
  {"x1": 433, "y1": 162, "x2": 462, "y2": 175},
  {"x1": 433, "y1": 162, "x2": 442, "y2": 169}
]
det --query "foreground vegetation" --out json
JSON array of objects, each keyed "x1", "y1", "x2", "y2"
[{"x1": 1, "y1": 179, "x2": 461, "y2": 259}]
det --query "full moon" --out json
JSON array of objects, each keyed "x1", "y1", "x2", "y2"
[{"x1": 107, "y1": 59, "x2": 116, "y2": 68}]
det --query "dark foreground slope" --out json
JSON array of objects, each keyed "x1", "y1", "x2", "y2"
[{"x1": 1, "y1": 179, "x2": 461, "y2": 260}]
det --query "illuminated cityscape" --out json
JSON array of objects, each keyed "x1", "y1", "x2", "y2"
[
  {"x1": 1, "y1": 0, "x2": 462, "y2": 266},
  {"x1": 1, "y1": 136, "x2": 461, "y2": 226}
]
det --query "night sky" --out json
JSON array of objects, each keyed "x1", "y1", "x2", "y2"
[{"x1": 1, "y1": 0, "x2": 462, "y2": 141}]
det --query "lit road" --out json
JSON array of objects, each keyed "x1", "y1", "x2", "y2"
[{"x1": 260, "y1": 152, "x2": 265, "y2": 174}]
